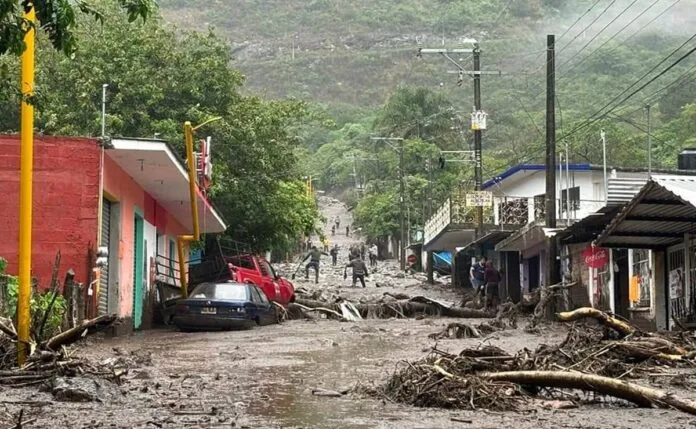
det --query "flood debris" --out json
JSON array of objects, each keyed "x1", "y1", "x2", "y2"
[
  {"x1": 370, "y1": 307, "x2": 696, "y2": 416},
  {"x1": 288, "y1": 292, "x2": 493, "y2": 321}
]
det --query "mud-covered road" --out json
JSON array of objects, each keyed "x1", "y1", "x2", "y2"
[{"x1": 1, "y1": 197, "x2": 694, "y2": 428}]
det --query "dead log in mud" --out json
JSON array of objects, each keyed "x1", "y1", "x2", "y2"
[
  {"x1": 479, "y1": 370, "x2": 696, "y2": 415},
  {"x1": 294, "y1": 297, "x2": 492, "y2": 320},
  {"x1": 557, "y1": 307, "x2": 636, "y2": 337},
  {"x1": 42, "y1": 314, "x2": 117, "y2": 351}
]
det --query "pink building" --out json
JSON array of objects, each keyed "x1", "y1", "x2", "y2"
[{"x1": 0, "y1": 135, "x2": 226, "y2": 330}]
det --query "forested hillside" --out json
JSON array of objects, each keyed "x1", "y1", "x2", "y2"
[{"x1": 157, "y1": 0, "x2": 696, "y2": 239}]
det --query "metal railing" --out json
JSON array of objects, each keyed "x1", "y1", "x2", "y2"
[
  {"x1": 424, "y1": 194, "x2": 605, "y2": 245},
  {"x1": 156, "y1": 254, "x2": 182, "y2": 287}
]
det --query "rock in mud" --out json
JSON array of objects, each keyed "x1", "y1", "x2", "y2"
[{"x1": 46, "y1": 376, "x2": 120, "y2": 402}]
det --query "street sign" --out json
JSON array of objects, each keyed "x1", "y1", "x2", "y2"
[
  {"x1": 471, "y1": 110, "x2": 487, "y2": 130},
  {"x1": 465, "y1": 191, "x2": 492, "y2": 207}
]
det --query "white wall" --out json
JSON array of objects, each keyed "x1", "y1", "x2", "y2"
[{"x1": 144, "y1": 221, "x2": 157, "y2": 292}]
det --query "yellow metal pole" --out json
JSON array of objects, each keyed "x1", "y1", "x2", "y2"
[
  {"x1": 183, "y1": 122, "x2": 200, "y2": 241},
  {"x1": 176, "y1": 118, "x2": 222, "y2": 296},
  {"x1": 18, "y1": 4, "x2": 36, "y2": 366}
]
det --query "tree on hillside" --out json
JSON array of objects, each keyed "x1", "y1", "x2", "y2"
[
  {"x1": 0, "y1": 0, "x2": 154, "y2": 56},
  {"x1": 374, "y1": 87, "x2": 462, "y2": 149},
  {"x1": 0, "y1": 1, "x2": 320, "y2": 254}
]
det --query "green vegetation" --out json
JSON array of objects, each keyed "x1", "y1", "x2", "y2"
[
  {"x1": 155, "y1": 0, "x2": 696, "y2": 240},
  {"x1": 0, "y1": 0, "x2": 154, "y2": 56},
  {"x1": 0, "y1": 258, "x2": 65, "y2": 340},
  {"x1": 0, "y1": 0, "x2": 320, "y2": 252}
]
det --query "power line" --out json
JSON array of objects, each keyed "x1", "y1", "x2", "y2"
[
  {"x1": 606, "y1": 0, "x2": 682, "y2": 52},
  {"x1": 557, "y1": 0, "x2": 618, "y2": 55},
  {"x1": 557, "y1": 0, "x2": 640, "y2": 72},
  {"x1": 557, "y1": 0, "x2": 604, "y2": 43},
  {"x1": 558, "y1": 0, "x2": 657, "y2": 78},
  {"x1": 527, "y1": 0, "x2": 616, "y2": 77},
  {"x1": 562, "y1": 35, "x2": 696, "y2": 140}
]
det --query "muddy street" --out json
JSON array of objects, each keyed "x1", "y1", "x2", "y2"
[
  {"x1": 1, "y1": 198, "x2": 695, "y2": 428},
  {"x1": 2, "y1": 313, "x2": 693, "y2": 428}
]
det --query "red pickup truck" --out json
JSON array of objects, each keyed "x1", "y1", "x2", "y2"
[{"x1": 189, "y1": 253, "x2": 295, "y2": 306}]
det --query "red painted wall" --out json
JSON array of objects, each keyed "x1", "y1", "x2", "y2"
[{"x1": 0, "y1": 135, "x2": 101, "y2": 289}]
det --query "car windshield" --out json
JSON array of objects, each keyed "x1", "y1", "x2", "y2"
[{"x1": 190, "y1": 283, "x2": 248, "y2": 301}]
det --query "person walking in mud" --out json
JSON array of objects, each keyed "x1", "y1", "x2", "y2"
[
  {"x1": 470, "y1": 256, "x2": 486, "y2": 296},
  {"x1": 359, "y1": 243, "x2": 366, "y2": 261},
  {"x1": 302, "y1": 245, "x2": 328, "y2": 284},
  {"x1": 335, "y1": 216, "x2": 340, "y2": 230},
  {"x1": 344, "y1": 255, "x2": 369, "y2": 288},
  {"x1": 330, "y1": 244, "x2": 339, "y2": 266},
  {"x1": 368, "y1": 243, "x2": 378, "y2": 267},
  {"x1": 484, "y1": 260, "x2": 501, "y2": 311},
  {"x1": 345, "y1": 224, "x2": 350, "y2": 236},
  {"x1": 331, "y1": 224, "x2": 336, "y2": 236}
]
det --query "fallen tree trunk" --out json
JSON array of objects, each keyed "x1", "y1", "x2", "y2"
[
  {"x1": 557, "y1": 307, "x2": 636, "y2": 337},
  {"x1": 294, "y1": 298, "x2": 492, "y2": 320},
  {"x1": 42, "y1": 314, "x2": 117, "y2": 351},
  {"x1": 479, "y1": 370, "x2": 696, "y2": 415}
]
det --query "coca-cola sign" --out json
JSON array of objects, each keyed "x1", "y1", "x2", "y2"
[{"x1": 583, "y1": 246, "x2": 609, "y2": 269}]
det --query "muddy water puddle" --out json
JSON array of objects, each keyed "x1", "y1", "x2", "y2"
[{"x1": 243, "y1": 334, "x2": 400, "y2": 428}]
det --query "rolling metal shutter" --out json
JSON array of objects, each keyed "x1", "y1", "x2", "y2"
[{"x1": 98, "y1": 199, "x2": 111, "y2": 315}]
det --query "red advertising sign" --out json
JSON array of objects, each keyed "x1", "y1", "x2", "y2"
[{"x1": 583, "y1": 246, "x2": 609, "y2": 269}]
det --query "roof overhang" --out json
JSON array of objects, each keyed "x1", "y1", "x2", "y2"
[
  {"x1": 424, "y1": 226, "x2": 477, "y2": 252},
  {"x1": 558, "y1": 205, "x2": 623, "y2": 245},
  {"x1": 495, "y1": 222, "x2": 547, "y2": 252},
  {"x1": 597, "y1": 177, "x2": 696, "y2": 249},
  {"x1": 458, "y1": 230, "x2": 515, "y2": 253},
  {"x1": 107, "y1": 139, "x2": 227, "y2": 233}
]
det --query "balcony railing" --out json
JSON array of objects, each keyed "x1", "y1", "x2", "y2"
[{"x1": 424, "y1": 194, "x2": 605, "y2": 246}]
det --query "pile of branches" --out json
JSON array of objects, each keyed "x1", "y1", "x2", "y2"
[
  {"x1": 373, "y1": 307, "x2": 696, "y2": 416},
  {"x1": 0, "y1": 314, "x2": 118, "y2": 386},
  {"x1": 429, "y1": 302, "x2": 518, "y2": 340},
  {"x1": 286, "y1": 290, "x2": 494, "y2": 321}
]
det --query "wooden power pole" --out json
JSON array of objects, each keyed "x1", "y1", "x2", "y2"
[{"x1": 545, "y1": 34, "x2": 560, "y2": 292}]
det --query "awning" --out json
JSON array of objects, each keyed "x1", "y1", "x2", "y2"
[
  {"x1": 423, "y1": 228, "x2": 477, "y2": 252},
  {"x1": 456, "y1": 230, "x2": 515, "y2": 253},
  {"x1": 558, "y1": 205, "x2": 623, "y2": 244},
  {"x1": 495, "y1": 222, "x2": 546, "y2": 252},
  {"x1": 597, "y1": 176, "x2": 696, "y2": 249},
  {"x1": 107, "y1": 139, "x2": 227, "y2": 233}
]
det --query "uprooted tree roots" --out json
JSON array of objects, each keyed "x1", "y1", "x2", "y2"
[{"x1": 370, "y1": 307, "x2": 696, "y2": 416}]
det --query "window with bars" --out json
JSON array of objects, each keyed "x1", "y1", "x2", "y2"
[{"x1": 561, "y1": 187, "x2": 581, "y2": 212}]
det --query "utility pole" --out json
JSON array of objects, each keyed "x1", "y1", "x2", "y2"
[
  {"x1": 399, "y1": 138, "x2": 406, "y2": 269},
  {"x1": 646, "y1": 104, "x2": 652, "y2": 177},
  {"x1": 371, "y1": 136, "x2": 406, "y2": 270},
  {"x1": 544, "y1": 34, "x2": 560, "y2": 291},
  {"x1": 101, "y1": 84, "x2": 108, "y2": 138},
  {"x1": 472, "y1": 44, "x2": 483, "y2": 233},
  {"x1": 601, "y1": 130, "x2": 608, "y2": 204},
  {"x1": 418, "y1": 46, "x2": 496, "y2": 237}
]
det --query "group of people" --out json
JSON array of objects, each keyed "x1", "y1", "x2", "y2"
[
  {"x1": 300, "y1": 241, "x2": 379, "y2": 288},
  {"x1": 330, "y1": 216, "x2": 350, "y2": 237},
  {"x1": 469, "y1": 256, "x2": 501, "y2": 311}
]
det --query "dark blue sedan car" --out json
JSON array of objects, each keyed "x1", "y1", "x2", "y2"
[{"x1": 172, "y1": 282, "x2": 277, "y2": 331}]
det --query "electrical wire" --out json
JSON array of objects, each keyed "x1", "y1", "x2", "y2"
[
  {"x1": 557, "y1": 0, "x2": 657, "y2": 79},
  {"x1": 557, "y1": 0, "x2": 640, "y2": 72},
  {"x1": 562, "y1": 36, "x2": 696, "y2": 140},
  {"x1": 526, "y1": 0, "x2": 604, "y2": 73},
  {"x1": 527, "y1": 0, "x2": 619, "y2": 77}
]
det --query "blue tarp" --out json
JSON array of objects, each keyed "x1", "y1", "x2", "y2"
[{"x1": 433, "y1": 251, "x2": 452, "y2": 267}]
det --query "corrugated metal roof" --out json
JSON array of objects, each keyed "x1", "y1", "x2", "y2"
[
  {"x1": 597, "y1": 176, "x2": 696, "y2": 249},
  {"x1": 607, "y1": 177, "x2": 648, "y2": 205}
]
